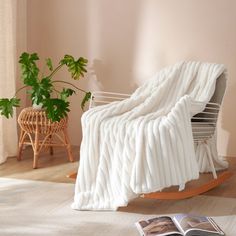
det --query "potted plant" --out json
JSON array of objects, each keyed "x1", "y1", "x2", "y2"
[{"x1": 0, "y1": 52, "x2": 91, "y2": 122}]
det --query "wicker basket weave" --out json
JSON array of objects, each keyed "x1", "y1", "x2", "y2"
[
  {"x1": 17, "y1": 107, "x2": 74, "y2": 168},
  {"x1": 18, "y1": 107, "x2": 68, "y2": 134}
]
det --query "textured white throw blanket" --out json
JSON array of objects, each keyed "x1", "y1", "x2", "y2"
[{"x1": 72, "y1": 62, "x2": 227, "y2": 211}]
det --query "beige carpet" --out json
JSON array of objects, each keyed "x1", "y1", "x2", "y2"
[{"x1": 1, "y1": 178, "x2": 236, "y2": 236}]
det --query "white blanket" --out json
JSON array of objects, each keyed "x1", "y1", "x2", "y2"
[{"x1": 72, "y1": 61, "x2": 227, "y2": 211}]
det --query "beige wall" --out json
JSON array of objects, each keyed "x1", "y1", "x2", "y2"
[{"x1": 26, "y1": 0, "x2": 236, "y2": 156}]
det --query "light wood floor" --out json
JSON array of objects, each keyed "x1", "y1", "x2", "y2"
[
  {"x1": 0, "y1": 146, "x2": 235, "y2": 198},
  {"x1": 0, "y1": 146, "x2": 80, "y2": 183}
]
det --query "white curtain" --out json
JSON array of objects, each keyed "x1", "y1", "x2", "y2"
[{"x1": 0, "y1": 0, "x2": 18, "y2": 164}]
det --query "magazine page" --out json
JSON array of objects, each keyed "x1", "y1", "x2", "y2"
[
  {"x1": 208, "y1": 218, "x2": 225, "y2": 235},
  {"x1": 172, "y1": 214, "x2": 224, "y2": 236},
  {"x1": 135, "y1": 216, "x2": 182, "y2": 236}
]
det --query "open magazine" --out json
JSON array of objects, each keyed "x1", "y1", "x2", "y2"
[{"x1": 135, "y1": 214, "x2": 225, "y2": 236}]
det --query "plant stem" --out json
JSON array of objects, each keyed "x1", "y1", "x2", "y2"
[
  {"x1": 52, "y1": 88, "x2": 61, "y2": 98},
  {"x1": 52, "y1": 88, "x2": 61, "y2": 94},
  {"x1": 14, "y1": 85, "x2": 29, "y2": 97},
  {"x1": 52, "y1": 80, "x2": 87, "y2": 93},
  {"x1": 48, "y1": 63, "x2": 64, "y2": 79}
]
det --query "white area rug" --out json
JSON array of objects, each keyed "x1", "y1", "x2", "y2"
[{"x1": 1, "y1": 178, "x2": 236, "y2": 235}]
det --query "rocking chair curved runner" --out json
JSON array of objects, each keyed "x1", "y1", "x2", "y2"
[{"x1": 88, "y1": 74, "x2": 232, "y2": 200}]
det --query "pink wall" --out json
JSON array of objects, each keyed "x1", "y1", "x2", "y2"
[
  {"x1": 15, "y1": 0, "x2": 27, "y2": 129},
  {"x1": 27, "y1": 0, "x2": 236, "y2": 156}
]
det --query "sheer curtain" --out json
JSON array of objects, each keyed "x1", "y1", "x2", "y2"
[{"x1": 0, "y1": 0, "x2": 18, "y2": 164}]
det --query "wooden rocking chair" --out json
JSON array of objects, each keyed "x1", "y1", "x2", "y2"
[{"x1": 69, "y1": 73, "x2": 232, "y2": 199}]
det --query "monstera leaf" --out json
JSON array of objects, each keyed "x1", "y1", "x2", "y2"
[
  {"x1": 19, "y1": 52, "x2": 39, "y2": 86},
  {"x1": 60, "y1": 88, "x2": 76, "y2": 101},
  {"x1": 0, "y1": 98, "x2": 20, "y2": 118},
  {"x1": 46, "y1": 58, "x2": 53, "y2": 71},
  {"x1": 30, "y1": 77, "x2": 53, "y2": 104},
  {"x1": 43, "y1": 98, "x2": 70, "y2": 122},
  {"x1": 60, "y1": 55, "x2": 88, "y2": 80},
  {"x1": 81, "y1": 92, "x2": 92, "y2": 110}
]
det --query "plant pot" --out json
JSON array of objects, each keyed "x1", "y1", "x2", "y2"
[{"x1": 32, "y1": 103, "x2": 43, "y2": 110}]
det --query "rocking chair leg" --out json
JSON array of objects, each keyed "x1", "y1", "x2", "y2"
[{"x1": 143, "y1": 171, "x2": 233, "y2": 200}]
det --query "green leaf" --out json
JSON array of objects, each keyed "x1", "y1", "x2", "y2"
[
  {"x1": 81, "y1": 92, "x2": 91, "y2": 110},
  {"x1": 19, "y1": 52, "x2": 39, "y2": 86},
  {"x1": 30, "y1": 53, "x2": 39, "y2": 61},
  {"x1": 42, "y1": 98, "x2": 70, "y2": 122},
  {"x1": 46, "y1": 58, "x2": 53, "y2": 71},
  {"x1": 31, "y1": 77, "x2": 53, "y2": 104},
  {"x1": 0, "y1": 98, "x2": 20, "y2": 118},
  {"x1": 60, "y1": 55, "x2": 88, "y2": 80},
  {"x1": 60, "y1": 88, "x2": 76, "y2": 101},
  {"x1": 40, "y1": 77, "x2": 53, "y2": 90}
]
